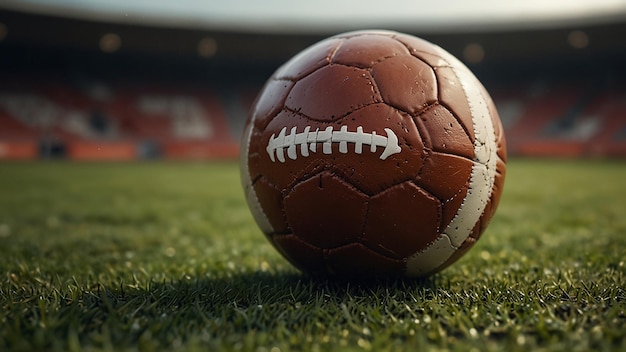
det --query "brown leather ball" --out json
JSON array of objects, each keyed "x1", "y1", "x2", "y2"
[{"x1": 240, "y1": 30, "x2": 506, "y2": 278}]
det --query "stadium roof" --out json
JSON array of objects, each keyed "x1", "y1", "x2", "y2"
[
  {"x1": 1, "y1": 0, "x2": 625, "y2": 81},
  {"x1": 3, "y1": 0, "x2": 626, "y2": 33}
]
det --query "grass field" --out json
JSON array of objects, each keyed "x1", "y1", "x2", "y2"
[{"x1": 0, "y1": 159, "x2": 624, "y2": 351}]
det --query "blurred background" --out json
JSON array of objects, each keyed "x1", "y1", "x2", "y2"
[{"x1": 0, "y1": 0, "x2": 625, "y2": 161}]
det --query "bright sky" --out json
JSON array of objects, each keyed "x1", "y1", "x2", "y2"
[{"x1": 3, "y1": 0, "x2": 626, "y2": 32}]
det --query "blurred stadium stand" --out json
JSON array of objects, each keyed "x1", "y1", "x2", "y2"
[{"x1": 0, "y1": 7, "x2": 625, "y2": 160}]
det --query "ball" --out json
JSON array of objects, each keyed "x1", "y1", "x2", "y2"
[{"x1": 240, "y1": 30, "x2": 506, "y2": 278}]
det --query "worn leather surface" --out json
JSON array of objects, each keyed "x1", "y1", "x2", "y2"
[{"x1": 242, "y1": 30, "x2": 507, "y2": 277}]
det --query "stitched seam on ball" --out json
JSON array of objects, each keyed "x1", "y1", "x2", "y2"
[
  {"x1": 443, "y1": 165, "x2": 482, "y2": 251},
  {"x1": 330, "y1": 53, "x2": 407, "y2": 70},
  {"x1": 256, "y1": 174, "x2": 292, "y2": 235},
  {"x1": 265, "y1": 125, "x2": 403, "y2": 165},
  {"x1": 431, "y1": 67, "x2": 476, "y2": 145},
  {"x1": 281, "y1": 63, "x2": 384, "y2": 121},
  {"x1": 441, "y1": 67, "x2": 498, "y2": 248},
  {"x1": 405, "y1": 233, "x2": 455, "y2": 277},
  {"x1": 414, "y1": 97, "x2": 477, "y2": 162},
  {"x1": 434, "y1": 102, "x2": 475, "y2": 147},
  {"x1": 243, "y1": 124, "x2": 275, "y2": 234},
  {"x1": 283, "y1": 101, "x2": 382, "y2": 123},
  {"x1": 254, "y1": 80, "x2": 297, "y2": 132},
  {"x1": 327, "y1": 39, "x2": 344, "y2": 63},
  {"x1": 405, "y1": 178, "x2": 445, "y2": 208},
  {"x1": 405, "y1": 67, "x2": 499, "y2": 275},
  {"x1": 286, "y1": 167, "x2": 369, "y2": 199},
  {"x1": 390, "y1": 34, "x2": 454, "y2": 69}
]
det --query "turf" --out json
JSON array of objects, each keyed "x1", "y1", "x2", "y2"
[{"x1": 0, "y1": 159, "x2": 624, "y2": 351}]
